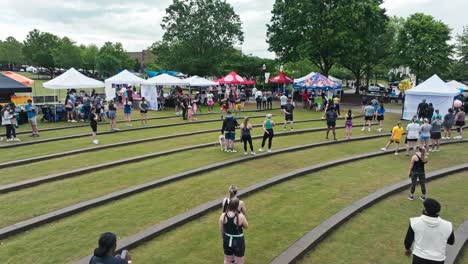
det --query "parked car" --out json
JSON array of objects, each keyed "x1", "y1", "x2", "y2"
[{"x1": 367, "y1": 83, "x2": 386, "y2": 93}]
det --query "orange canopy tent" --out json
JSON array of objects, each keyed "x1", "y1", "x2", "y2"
[{"x1": 2, "y1": 71, "x2": 34, "y2": 86}]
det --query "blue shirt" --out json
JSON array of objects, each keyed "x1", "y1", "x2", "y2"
[
  {"x1": 376, "y1": 107, "x2": 385, "y2": 115},
  {"x1": 364, "y1": 105, "x2": 375, "y2": 116},
  {"x1": 24, "y1": 104, "x2": 36, "y2": 119}
]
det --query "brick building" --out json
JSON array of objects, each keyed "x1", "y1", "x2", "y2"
[{"x1": 127, "y1": 50, "x2": 156, "y2": 72}]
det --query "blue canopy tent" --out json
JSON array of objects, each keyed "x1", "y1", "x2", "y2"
[{"x1": 145, "y1": 70, "x2": 179, "y2": 78}]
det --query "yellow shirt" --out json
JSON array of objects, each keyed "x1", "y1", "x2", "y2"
[
  {"x1": 333, "y1": 97, "x2": 340, "y2": 104},
  {"x1": 391, "y1": 126, "x2": 404, "y2": 141}
]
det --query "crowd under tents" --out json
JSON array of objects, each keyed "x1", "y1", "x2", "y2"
[
  {"x1": 104, "y1": 70, "x2": 145, "y2": 101},
  {"x1": 141, "y1": 73, "x2": 190, "y2": 110},
  {"x1": 403, "y1": 74, "x2": 461, "y2": 120}
]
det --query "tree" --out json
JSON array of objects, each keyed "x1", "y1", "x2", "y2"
[
  {"x1": 81, "y1": 44, "x2": 99, "y2": 74},
  {"x1": 456, "y1": 26, "x2": 468, "y2": 64},
  {"x1": 96, "y1": 42, "x2": 134, "y2": 77},
  {"x1": 152, "y1": 0, "x2": 244, "y2": 76},
  {"x1": 53, "y1": 37, "x2": 82, "y2": 69},
  {"x1": 0, "y1": 37, "x2": 24, "y2": 69},
  {"x1": 23, "y1": 29, "x2": 60, "y2": 77},
  {"x1": 396, "y1": 13, "x2": 452, "y2": 84},
  {"x1": 268, "y1": 0, "x2": 350, "y2": 76},
  {"x1": 444, "y1": 26, "x2": 468, "y2": 81}
]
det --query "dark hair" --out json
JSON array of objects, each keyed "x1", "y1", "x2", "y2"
[
  {"x1": 448, "y1": 108, "x2": 453, "y2": 113},
  {"x1": 141, "y1": 97, "x2": 146, "y2": 102},
  {"x1": 423, "y1": 198, "x2": 441, "y2": 217},
  {"x1": 228, "y1": 198, "x2": 240, "y2": 212},
  {"x1": 27, "y1": 99, "x2": 32, "y2": 103},
  {"x1": 94, "y1": 232, "x2": 117, "y2": 257}
]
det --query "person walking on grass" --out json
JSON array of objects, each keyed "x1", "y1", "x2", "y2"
[
  {"x1": 259, "y1": 114, "x2": 275, "y2": 153},
  {"x1": 324, "y1": 105, "x2": 338, "y2": 140},
  {"x1": 376, "y1": 103, "x2": 385, "y2": 132},
  {"x1": 453, "y1": 107, "x2": 465, "y2": 139},
  {"x1": 90, "y1": 107, "x2": 99, "y2": 145},
  {"x1": 221, "y1": 111, "x2": 239, "y2": 153},
  {"x1": 107, "y1": 100, "x2": 119, "y2": 132},
  {"x1": 283, "y1": 99, "x2": 295, "y2": 131},
  {"x1": 240, "y1": 117, "x2": 255, "y2": 155},
  {"x1": 90, "y1": 232, "x2": 130, "y2": 264},
  {"x1": 441, "y1": 108, "x2": 454, "y2": 139},
  {"x1": 420, "y1": 119, "x2": 432, "y2": 155},
  {"x1": 380, "y1": 121, "x2": 404, "y2": 155},
  {"x1": 24, "y1": 99, "x2": 39, "y2": 137},
  {"x1": 139, "y1": 97, "x2": 149, "y2": 126},
  {"x1": 371, "y1": 97, "x2": 379, "y2": 121},
  {"x1": 430, "y1": 115, "x2": 442, "y2": 152},
  {"x1": 404, "y1": 198, "x2": 455, "y2": 264},
  {"x1": 406, "y1": 116, "x2": 420, "y2": 156},
  {"x1": 1, "y1": 104, "x2": 20, "y2": 142},
  {"x1": 345, "y1": 109, "x2": 353, "y2": 139},
  {"x1": 333, "y1": 95, "x2": 341, "y2": 116},
  {"x1": 222, "y1": 185, "x2": 247, "y2": 215},
  {"x1": 219, "y1": 198, "x2": 248, "y2": 264},
  {"x1": 362, "y1": 102, "x2": 375, "y2": 132},
  {"x1": 207, "y1": 90, "x2": 215, "y2": 113},
  {"x1": 279, "y1": 93, "x2": 288, "y2": 112},
  {"x1": 123, "y1": 98, "x2": 132, "y2": 126},
  {"x1": 408, "y1": 146, "x2": 428, "y2": 201}
]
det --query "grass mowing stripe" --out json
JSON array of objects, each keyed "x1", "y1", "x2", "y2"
[
  {"x1": 298, "y1": 171, "x2": 468, "y2": 264},
  {"x1": 0, "y1": 129, "x2": 387, "y2": 227},
  {"x1": 0, "y1": 123, "x2": 374, "y2": 189},
  {"x1": 124, "y1": 145, "x2": 467, "y2": 264},
  {"x1": 0, "y1": 133, "x2": 390, "y2": 239},
  {"x1": 272, "y1": 164, "x2": 467, "y2": 264},
  {"x1": 0, "y1": 137, "x2": 421, "y2": 263}
]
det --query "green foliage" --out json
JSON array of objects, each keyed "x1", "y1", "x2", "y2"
[
  {"x1": 152, "y1": 0, "x2": 244, "y2": 76},
  {"x1": 396, "y1": 13, "x2": 452, "y2": 84},
  {"x1": 96, "y1": 42, "x2": 134, "y2": 77},
  {"x1": 22, "y1": 29, "x2": 60, "y2": 77},
  {"x1": 456, "y1": 26, "x2": 468, "y2": 64},
  {"x1": 217, "y1": 48, "x2": 275, "y2": 78},
  {"x1": 53, "y1": 37, "x2": 82, "y2": 69},
  {"x1": 81, "y1": 44, "x2": 99, "y2": 73},
  {"x1": 0, "y1": 36, "x2": 24, "y2": 67},
  {"x1": 282, "y1": 59, "x2": 318, "y2": 78}
]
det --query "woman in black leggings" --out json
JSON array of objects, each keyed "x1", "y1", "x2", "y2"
[
  {"x1": 240, "y1": 117, "x2": 255, "y2": 155},
  {"x1": 259, "y1": 114, "x2": 275, "y2": 153}
]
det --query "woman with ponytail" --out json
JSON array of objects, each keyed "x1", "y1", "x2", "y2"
[
  {"x1": 222, "y1": 185, "x2": 247, "y2": 216},
  {"x1": 89, "y1": 232, "x2": 130, "y2": 264},
  {"x1": 219, "y1": 198, "x2": 248, "y2": 264},
  {"x1": 408, "y1": 146, "x2": 428, "y2": 201}
]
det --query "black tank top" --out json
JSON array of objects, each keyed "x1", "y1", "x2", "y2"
[
  {"x1": 412, "y1": 155, "x2": 425, "y2": 174},
  {"x1": 224, "y1": 213, "x2": 243, "y2": 235}
]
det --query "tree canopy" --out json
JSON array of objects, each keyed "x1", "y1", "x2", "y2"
[
  {"x1": 96, "y1": 42, "x2": 136, "y2": 78},
  {"x1": 152, "y1": 0, "x2": 244, "y2": 76},
  {"x1": 23, "y1": 29, "x2": 60, "y2": 77},
  {"x1": 0, "y1": 37, "x2": 24, "y2": 68}
]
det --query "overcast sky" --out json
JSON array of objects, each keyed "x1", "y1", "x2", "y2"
[{"x1": 0, "y1": 0, "x2": 466, "y2": 59}]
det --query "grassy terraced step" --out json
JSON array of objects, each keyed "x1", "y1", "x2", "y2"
[
  {"x1": 119, "y1": 145, "x2": 467, "y2": 264},
  {"x1": 0, "y1": 133, "x2": 390, "y2": 239},
  {"x1": 272, "y1": 165, "x2": 467, "y2": 264},
  {"x1": 0, "y1": 133, "x2": 388, "y2": 229},
  {"x1": 0, "y1": 143, "x2": 465, "y2": 263},
  {"x1": 297, "y1": 171, "x2": 468, "y2": 264}
]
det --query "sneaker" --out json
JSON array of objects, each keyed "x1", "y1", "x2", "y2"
[
  {"x1": 92, "y1": 139, "x2": 99, "y2": 145},
  {"x1": 394, "y1": 152, "x2": 399, "y2": 155},
  {"x1": 419, "y1": 196, "x2": 426, "y2": 201},
  {"x1": 114, "y1": 128, "x2": 120, "y2": 131},
  {"x1": 67, "y1": 120, "x2": 71, "y2": 122},
  {"x1": 71, "y1": 120, "x2": 77, "y2": 123},
  {"x1": 231, "y1": 150, "x2": 237, "y2": 153},
  {"x1": 435, "y1": 149, "x2": 440, "y2": 152},
  {"x1": 267, "y1": 149, "x2": 272, "y2": 153},
  {"x1": 408, "y1": 194, "x2": 414, "y2": 201},
  {"x1": 368, "y1": 127, "x2": 371, "y2": 132},
  {"x1": 13, "y1": 138, "x2": 21, "y2": 142},
  {"x1": 333, "y1": 138, "x2": 337, "y2": 141},
  {"x1": 258, "y1": 148, "x2": 264, "y2": 152},
  {"x1": 446, "y1": 137, "x2": 451, "y2": 140},
  {"x1": 441, "y1": 137, "x2": 446, "y2": 140},
  {"x1": 378, "y1": 128, "x2": 382, "y2": 132},
  {"x1": 6, "y1": 138, "x2": 12, "y2": 142},
  {"x1": 227, "y1": 150, "x2": 232, "y2": 153},
  {"x1": 361, "y1": 127, "x2": 365, "y2": 131},
  {"x1": 250, "y1": 152, "x2": 256, "y2": 155},
  {"x1": 244, "y1": 152, "x2": 248, "y2": 155},
  {"x1": 380, "y1": 148, "x2": 387, "y2": 151},
  {"x1": 0, "y1": 137, "x2": 2, "y2": 141}
]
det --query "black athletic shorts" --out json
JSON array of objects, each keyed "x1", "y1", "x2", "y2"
[
  {"x1": 456, "y1": 121, "x2": 465, "y2": 127},
  {"x1": 285, "y1": 114, "x2": 293, "y2": 121},
  {"x1": 327, "y1": 120, "x2": 336, "y2": 127},
  {"x1": 223, "y1": 234, "x2": 245, "y2": 257},
  {"x1": 365, "y1": 116, "x2": 373, "y2": 121},
  {"x1": 377, "y1": 115, "x2": 384, "y2": 121},
  {"x1": 407, "y1": 138, "x2": 418, "y2": 142},
  {"x1": 90, "y1": 123, "x2": 97, "y2": 133},
  {"x1": 140, "y1": 110, "x2": 148, "y2": 113},
  {"x1": 431, "y1": 132, "x2": 441, "y2": 140}
]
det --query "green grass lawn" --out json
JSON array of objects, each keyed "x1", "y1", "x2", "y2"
[
  {"x1": 125, "y1": 145, "x2": 467, "y2": 264},
  {"x1": 0, "y1": 142, "x2": 465, "y2": 263},
  {"x1": 299, "y1": 171, "x2": 468, "y2": 264}
]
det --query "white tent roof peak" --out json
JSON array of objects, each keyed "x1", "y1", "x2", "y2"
[
  {"x1": 105, "y1": 69, "x2": 145, "y2": 85},
  {"x1": 143, "y1": 73, "x2": 189, "y2": 86},
  {"x1": 185, "y1": 75, "x2": 218, "y2": 86},
  {"x1": 446, "y1": 80, "x2": 468, "y2": 91},
  {"x1": 43, "y1": 68, "x2": 104, "y2": 89},
  {"x1": 405, "y1": 74, "x2": 459, "y2": 96}
]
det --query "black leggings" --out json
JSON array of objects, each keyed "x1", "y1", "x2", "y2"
[
  {"x1": 261, "y1": 129, "x2": 274, "y2": 149},
  {"x1": 242, "y1": 135, "x2": 253, "y2": 152},
  {"x1": 5, "y1": 124, "x2": 16, "y2": 139},
  {"x1": 267, "y1": 98, "x2": 272, "y2": 109},
  {"x1": 410, "y1": 172, "x2": 426, "y2": 195},
  {"x1": 256, "y1": 98, "x2": 262, "y2": 109}
]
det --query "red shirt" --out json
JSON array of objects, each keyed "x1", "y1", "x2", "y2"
[{"x1": 302, "y1": 92, "x2": 309, "y2": 101}]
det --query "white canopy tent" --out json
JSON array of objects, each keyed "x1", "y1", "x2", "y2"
[
  {"x1": 293, "y1": 72, "x2": 315, "y2": 83},
  {"x1": 403, "y1": 74, "x2": 460, "y2": 120},
  {"x1": 185, "y1": 75, "x2": 218, "y2": 86},
  {"x1": 43, "y1": 68, "x2": 104, "y2": 89},
  {"x1": 328, "y1": 75, "x2": 342, "y2": 84},
  {"x1": 104, "y1": 70, "x2": 145, "y2": 101},
  {"x1": 141, "y1": 74, "x2": 189, "y2": 111},
  {"x1": 446, "y1": 80, "x2": 468, "y2": 92}
]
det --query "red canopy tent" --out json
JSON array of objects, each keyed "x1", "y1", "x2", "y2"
[
  {"x1": 269, "y1": 71, "x2": 293, "y2": 84},
  {"x1": 216, "y1": 71, "x2": 255, "y2": 85}
]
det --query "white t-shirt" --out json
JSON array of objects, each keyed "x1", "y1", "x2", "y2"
[
  {"x1": 280, "y1": 95, "x2": 288, "y2": 106},
  {"x1": 255, "y1": 91, "x2": 263, "y2": 99},
  {"x1": 207, "y1": 93, "x2": 214, "y2": 101},
  {"x1": 406, "y1": 123, "x2": 421, "y2": 139}
]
